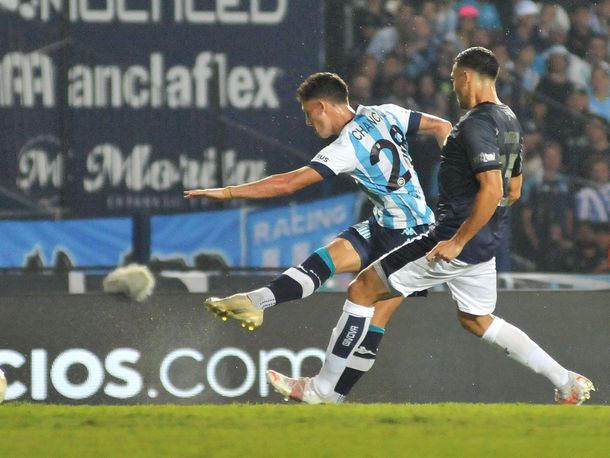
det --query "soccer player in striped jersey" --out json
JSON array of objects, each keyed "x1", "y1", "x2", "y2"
[{"x1": 184, "y1": 72, "x2": 452, "y2": 399}]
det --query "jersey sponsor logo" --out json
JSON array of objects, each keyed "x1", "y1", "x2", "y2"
[
  {"x1": 315, "y1": 154, "x2": 330, "y2": 163},
  {"x1": 479, "y1": 152, "x2": 496, "y2": 162}
]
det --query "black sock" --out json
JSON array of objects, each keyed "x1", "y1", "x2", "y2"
[{"x1": 266, "y1": 249, "x2": 334, "y2": 304}]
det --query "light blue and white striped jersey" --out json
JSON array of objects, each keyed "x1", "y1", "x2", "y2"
[{"x1": 309, "y1": 104, "x2": 435, "y2": 229}]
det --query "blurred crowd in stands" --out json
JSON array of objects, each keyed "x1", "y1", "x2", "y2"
[{"x1": 347, "y1": 0, "x2": 610, "y2": 273}]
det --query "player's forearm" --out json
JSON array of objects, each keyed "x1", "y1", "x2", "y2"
[
  {"x1": 451, "y1": 186, "x2": 503, "y2": 247},
  {"x1": 228, "y1": 173, "x2": 295, "y2": 199},
  {"x1": 507, "y1": 175, "x2": 522, "y2": 205},
  {"x1": 433, "y1": 122, "x2": 453, "y2": 149},
  {"x1": 418, "y1": 115, "x2": 452, "y2": 149}
]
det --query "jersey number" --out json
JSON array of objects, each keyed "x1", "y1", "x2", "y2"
[
  {"x1": 369, "y1": 125, "x2": 411, "y2": 192},
  {"x1": 499, "y1": 131, "x2": 520, "y2": 207}
]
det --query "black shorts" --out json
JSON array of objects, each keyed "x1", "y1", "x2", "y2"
[{"x1": 338, "y1": 216, "x2": 430, "y2": 270}]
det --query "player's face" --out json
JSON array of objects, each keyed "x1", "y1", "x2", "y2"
[
  {"x1": 302, "y1": 99, "x2": 334, "y2": 138},
  {"x1": 451, "y1": 64, "x2": 469, "y2": 109}
]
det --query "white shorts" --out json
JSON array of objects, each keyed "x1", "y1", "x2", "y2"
[{"x1": 374, "y1": 256, "x2": 497, "y2": 316}]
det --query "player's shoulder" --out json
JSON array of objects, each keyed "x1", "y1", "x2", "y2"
[
  {"x1": 460, "y1": 103, "x2": 512, "y2": 132},
  {"x1": 467, "y1": 103, "x2": 519, "y2": 127},
  {"x1": 319, "y1": 129, "x2": 354, "y2": 156},
  {"x1": 456, "y1": 109, "x2": 494, "y2": 138},
  {"x1": 377, "y1": 103, "x2": 413, "y2": 116}
]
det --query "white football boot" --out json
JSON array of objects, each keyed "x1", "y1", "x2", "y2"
[
  {"x1": 266, "y1": 370, "x2": 326, "y2": 404},
  {"x1": 554, "y1": 371, "x2": 595, "y2": 405},
  {"x1": 204, "y1": 293, "x2": 263, "y2": 331}
]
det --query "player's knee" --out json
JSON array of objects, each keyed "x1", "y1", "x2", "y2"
[
  {"x1": 347, "y1": 277, "x2": 367, "y2": 302},
  {"x1": 348, "y1": 269, "x2": 385, "y2": 304},
  {"x1": 458, "y1": 315, "x2": 476, "y2": 334},
  {"x1": 457, "y1": 310, "x2": 484, "y2": 337}
]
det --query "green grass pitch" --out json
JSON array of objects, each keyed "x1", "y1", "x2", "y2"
[{"x1": 1, "y1": 403, "x2": 608, "y2": 457}]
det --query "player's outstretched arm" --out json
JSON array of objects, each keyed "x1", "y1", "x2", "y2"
[
  {"x1": 426, "y1": 170, "x2": 503, "y2": 262},
  {"x1": 418, "y1": 113, "x2": 453, "y2": 148},
  {"x1": 183, "y1": 166, "x2": 324, "y2": 200}
]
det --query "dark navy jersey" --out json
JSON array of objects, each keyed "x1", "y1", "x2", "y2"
[{"x1": 434, "y1": 102, "x2": 523, "y2": 263}]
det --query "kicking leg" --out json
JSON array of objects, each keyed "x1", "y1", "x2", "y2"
[
  {"x1": 249, "y1": 237, "x2": 360, "y2": 309},
  {"x1": 205, "y1": 237, "x2": 361, "y2": 329}
]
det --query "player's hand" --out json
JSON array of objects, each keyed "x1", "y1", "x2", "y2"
[
  {"x1": 425, "y1": 239, "x2": 464, "y2": 263},
  {"x1": 183, "y1": 188, "x2": 231, "y2": 200}
]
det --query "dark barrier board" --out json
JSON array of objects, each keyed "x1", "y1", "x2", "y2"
[{"x1": 0, "y1": 291, "x2": 607, "y2": 404}]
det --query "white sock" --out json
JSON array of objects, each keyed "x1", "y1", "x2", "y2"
[
  {"x1": 313, "y1": 300, "x2": 374, "y2": 400},
  {"x1": 247, "y1": 287, "x2": 275, "y2": 310},
  {"x1": 482, "y1": 316, "x2": 569, "y2": 388}
]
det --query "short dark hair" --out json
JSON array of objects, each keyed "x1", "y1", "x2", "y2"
[
  {"x1": 454, "y1": 47, "x2": 499, "y2": 79},
  {"x1": 296, "y1": 72, "x2": 349, "y2": 103}
]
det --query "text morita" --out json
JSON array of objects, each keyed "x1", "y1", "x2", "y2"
[{"x1": 0, "y1": 51, "x2": 281, "y2": 110}]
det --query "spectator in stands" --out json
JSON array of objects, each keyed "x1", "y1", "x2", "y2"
[
  {"x1": 415, "y1": 73, "x2": 448, "y2": 118},
  {"x1": 567, "y1": 4, "x2": 593, "y2": 59},
  {"x1": 446, "y1": 4, "x2": 480, "y2": 52},
  {"x1": 533, "y1": 45, "x2": 590, "y2": 89},
  {"x1": 589, "y1": 0, "x2": 610, "y2": 37},
  {"x1": 374, "y1": 52, "x2": 402, "y2": 99},
  {"x1": 537, "y1": 3, "x2": 570, "y2": 51},
  {"x1": 433, "y1": 0, "x2": 458, "y2": 40},
  {"x1": 520, "y1": 127, "x2": 544, "y2": 199},
  {"x1": 353, "y1": 0, "x2": 393, "y2": 54},
  {"x1": 521, "y1": 97, "x2": 554, "y2": 141},
  {"x1": 536, "y1": 46, "x2": 573, "y2": 115},
  {"x1": 434, "y1": 39, "x2": 459, "y2": 96},
  {"x1": 366, "y1": 3, "x2": 414, "y2": 61},
  {"x1": 470, "y1": 0, "x2": 502, "y2": 31},
  {"x1": 507, "y1": 0, "x2": 541, "y2": 58},
  {"x1": 472, "y1": 27, "x2": 493, "y2": 49},
  {"x1": 398, "y1": 15, "x2": 435, "y2": 79},
  {"x1": 384, "y1": 74, "x2": 419, "y2": 109},
  {"x1": 492, "y1": 43, "x2": 515, "y2": 104},
  {"x1": 419, "y1": 0, "x2": 450, "y2": 45},
  {"x1": 588, "y1": 66, "x2": 610, "y2": 122},
  {"x1": 521, "y1": 141, "x2": 573, "y2": 271},
  {"x1": 356, "y1": 54, "x2": 379, "y2": 84},
  {"x1": 569, "y1": 116, "x2": 610, "y2": 177},
  {"x1": 569, "y1": 221, "x2": 609, "y2": 273},
  {"x1": 349, "y1": 75, "x2": 374, "y2": 108},
  {"x1": 575, "y1": 155, "x2": 610, "y2": 224},
  {"x1": 563, "y1": 87, "x2": 590, "y2": 152},
  {"x1": 513, "y1": 44, "x2": 540, "y2": 94},
  {"x1": 584, "y1": 35, "x2": 610, "y2": 75}
]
